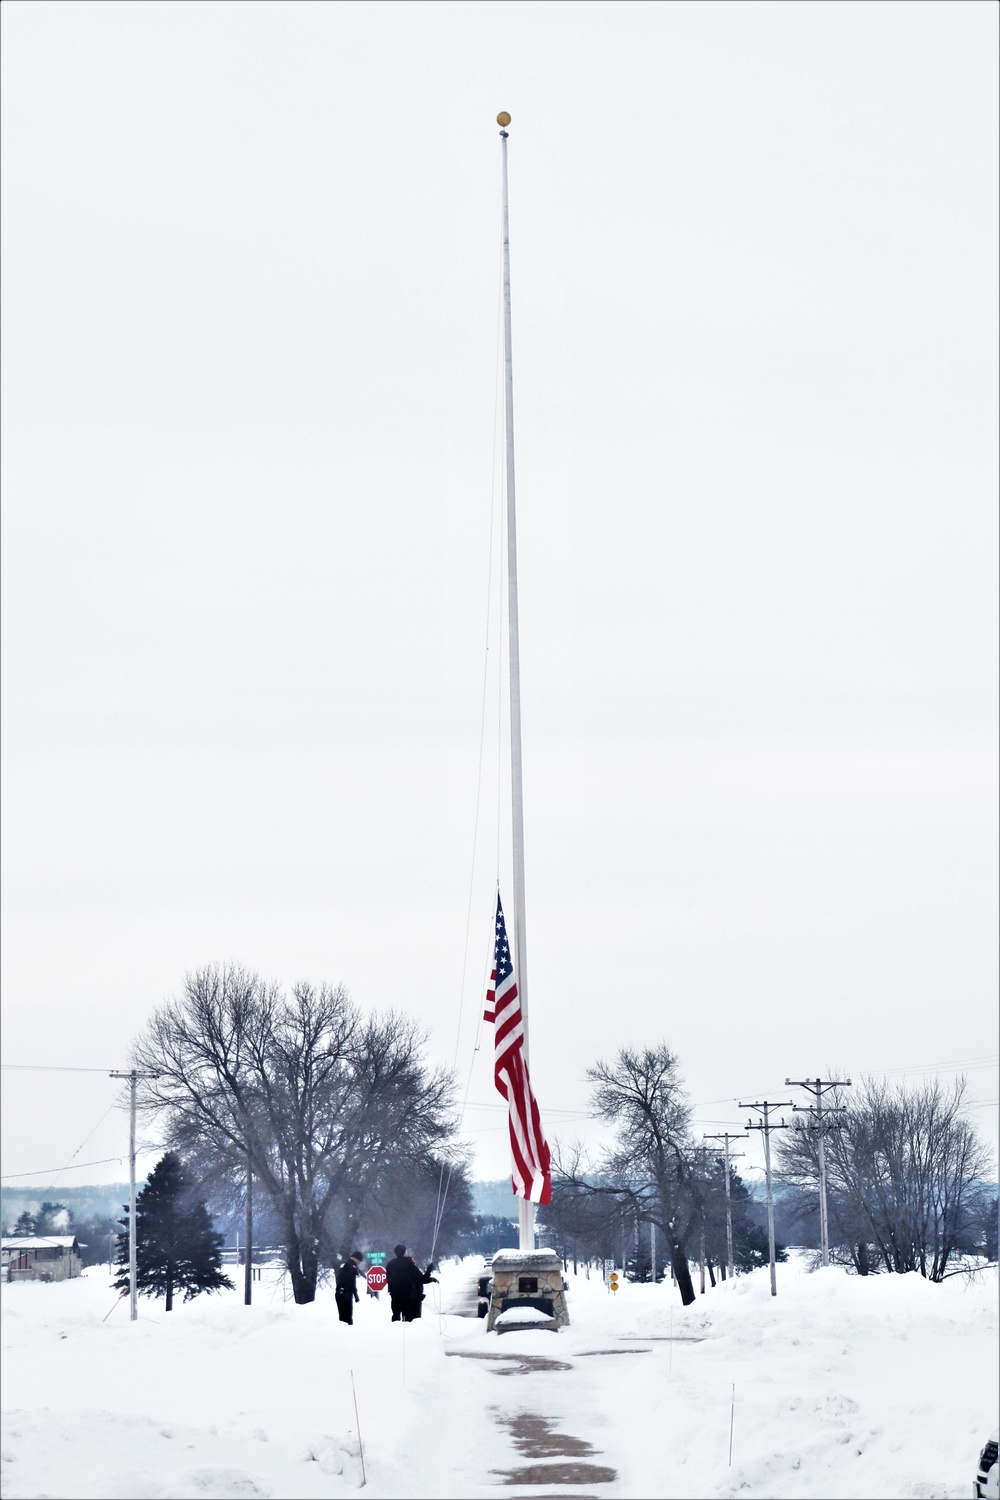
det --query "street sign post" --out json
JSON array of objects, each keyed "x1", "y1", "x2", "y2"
[{"x1": 366, "y1": 1265, "x2": 388, "y2": 1294}]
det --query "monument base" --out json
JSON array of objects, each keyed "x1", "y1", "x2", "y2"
[{"x1": 486, "y1": 1247, "x2": 570, "y2": 1331}]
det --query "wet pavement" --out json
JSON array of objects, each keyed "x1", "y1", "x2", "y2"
[
  {"x1": 490, "y1": 1412, "x2": 617, "y2": 1489},
  {"x1": 492, "y1": 1463, "x2": 618, "y2": 1487},
  {"x1": 445, "y1": 1349, "x2": 574, "y2": 1375},
  {"x1": 442, "y1": 1279, "x2": 690, "y2": 1490},
  {"x1": 446, "y1": 1346, "x2": 630, "y2": 1488}
]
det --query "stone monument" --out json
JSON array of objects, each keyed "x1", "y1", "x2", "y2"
[{"x1": 486, "y1": 1247, "x2": 569, "y2": 1332}]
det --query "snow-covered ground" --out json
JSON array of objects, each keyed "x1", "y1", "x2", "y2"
[{"x1": 1, "y1": 1252, "x2": 996, "y2": 1499}]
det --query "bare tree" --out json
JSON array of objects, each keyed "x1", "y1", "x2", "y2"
[
  {"x1": 341, "y1": 1152, "x2": 475, "y2": 1266},
  {"x1": 956, "y1": 1186, "x2": 998, "y2": 1265},
  {"x1": 693, "y1": 1152, "x2": 735, "y2": 1284},
  {"x1": 542, "y1": 1144, "x2": 634, "y2": 1273},
  {"x1": 777, "y1": 1075, "x2": 993, "y2": 1280},
  {"x1": 133, "y1": 965, "x2": 456, "y2": 1303},
  {"x1": 556, "y1": 1044, "x2": 701, "y2": 1305}
]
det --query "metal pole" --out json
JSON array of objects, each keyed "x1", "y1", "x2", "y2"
[
  {"x1": 724, "y1": 1137, "x2": 734, "y2": 1280},
  {"x1": 739, "y1": 1104, "x2": 790, "y2": 1298},
  {"x1": 786, "y1": 1078, "x2": 851, "y2": 1269},
  {"x1": 109, "y1": 1067, "x2": 158, "y2": 1321},
  {"x1": 762, "y1": 1106, "x2": 777, "y2": 1298},
  {"x1": 128, "y1": 1071, "x2": 137, "y2": 1322},
  {"x1": 499, "y1": 115, "x2": 533, "y2": 1255},
  {"x1": 244, "y1": 1160, "x2": 253, "y2": 1305},
  {"x1": 704, "y1": 1133, "x2": 747, "y2": 1282},
  {"x1": 650, "y1": 1219, "x2": 656, "y2": 1283},
  {"x1": 816, "y1": 1083, "x2": 830, "y2": 1268}
]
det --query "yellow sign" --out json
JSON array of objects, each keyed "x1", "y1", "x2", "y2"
[
  {"x1": 497, "y1": 112, "x2": 511, "y2": 127},
  {"x1": 609, "y1": 1272, "x2": 619, "y2": 1292}
]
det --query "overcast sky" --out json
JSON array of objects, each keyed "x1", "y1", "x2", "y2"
[{"x1": 2, "y1": 0, "x2": 997, "y2": 1201}]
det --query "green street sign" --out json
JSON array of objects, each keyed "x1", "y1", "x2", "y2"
[{"x1": 367, "y1": 1251, "x2": 387, "y2": 1263}]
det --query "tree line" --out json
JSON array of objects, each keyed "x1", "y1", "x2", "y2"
[
  {"x1": 776, "y1": 1075, "x2": 997, "y2": 1277},
  {"x1": 541, "y1": 1044, "x2": 786, "y2": 1305},
  {"x1": 541, "y1": 1046, "x2": 994, "y2": 1301},
  {"x1": 7, "y1": 1201, "x2": 122, "y2": 1269},
  {"x1": 76, "y1": 962, "x2": 993, "y2": 1311}
]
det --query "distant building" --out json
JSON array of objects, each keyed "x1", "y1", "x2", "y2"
[{"x1": 2, "y1": 1236, "x2": 84, "y2": 1282}]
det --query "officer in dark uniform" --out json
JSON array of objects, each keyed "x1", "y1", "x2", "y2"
[
  {"x1": 385, "y1": 1243, "x2": 423, "y2": 1322},
  {"x1": 335, "y1": 1251, "x2": 365, "y2": 1324}
]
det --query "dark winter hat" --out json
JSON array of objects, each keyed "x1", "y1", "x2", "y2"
[
  {"x1": 394, "y1": 1243, "x2": 406, "y2": 1256},
  {"x1": 351, "y1": 1251, "x2": 363, "y2": 1262}
]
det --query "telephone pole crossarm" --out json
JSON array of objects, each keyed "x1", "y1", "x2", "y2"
[
  {"x1": 785, "y1": 1078, "x2": 852, "y2": 1091},
  {"x1": 785, "y1": 1077, "x2": 852, "y2": 1267},
  {"x1": 703, "y1": 1132, "x2": 748, "y2": 1280},
  {"x1": 739, "y1": 1102, "x2": 792, "y2": 1297}
]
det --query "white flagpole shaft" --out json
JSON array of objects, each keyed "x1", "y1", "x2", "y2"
[
  {"x1": 129, "y1": 1072, "x2": 137, "y2": 1321},
  {"x1": 500, "y1": 123, "x2": 534, "y2": 1254}
]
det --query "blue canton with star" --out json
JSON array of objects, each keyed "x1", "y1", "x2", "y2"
[{"x1": 495, "y1": 898, "x2": 514, "y2": 984}]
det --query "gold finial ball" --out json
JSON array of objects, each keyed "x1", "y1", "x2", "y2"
[{"x1": 497, "y1": 112, "x2": 511, "y2": 127}]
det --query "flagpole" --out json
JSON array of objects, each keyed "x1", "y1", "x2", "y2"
[{"x1": 498, "y1": 113, "x2": 534, "y2": 1254}]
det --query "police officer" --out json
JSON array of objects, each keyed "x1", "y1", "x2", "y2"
[
  {"x1": 385, "y1": 1243, "x2": 423, "y2": 1322},
  {"x1": 335, "y1": 1251, "x2": 365, "y2": 1324}
]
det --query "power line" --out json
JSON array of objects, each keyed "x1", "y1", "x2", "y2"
[
  {"x1": 462, "y1": 1099, "x2": 591, "y2": 1116},
  {"x1": 1, "y1": 1157, "x2": 123, "y2": 1180},
  {"x1": 690, "y1": 1058, "x2": 998, "y2": 1111},
  {"x1": 0, "y1": 1100, "x2": 122, "y2": 1210},
  {"x1": 2, "y1": 1064, "x2": 125, "y2": 1073},
  {"x1": 851, "y1": 1056, "x2": 997, "y2": 1076}
]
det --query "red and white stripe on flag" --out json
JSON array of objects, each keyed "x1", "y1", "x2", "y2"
[{"x1": 483, "y1": 893, "x2": 552, "y2": 1205}]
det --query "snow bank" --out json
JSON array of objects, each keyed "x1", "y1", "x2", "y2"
[{"x1": 1, "y1": 1252, "x2": 995, "y2": 1498}]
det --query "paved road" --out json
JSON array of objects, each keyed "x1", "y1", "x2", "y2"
[{"x1": 439, "y1": 1267, "x2": 487, "y2": 1318}]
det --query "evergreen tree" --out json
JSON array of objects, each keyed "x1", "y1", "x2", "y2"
[
  {"x1": 114, "y1": 1153, "x2": 233, "y2": 1311},
  {"x1": 451, "y1": 1213, "x2": 520, "y2": 1259},
  {"x1": 37, "y1": 1202, "x2": 72, "y2": 1235},
  {"x1": 728, "y1": 1170, "x2": 788, "y2": 1272},
  {"x1": 13, "y1": 1210, "x2": 36, "y2": 1236}
]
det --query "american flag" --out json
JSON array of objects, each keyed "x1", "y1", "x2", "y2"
[{"x1": 483, "y1": 893, "x2": 552, "y2": 1205}]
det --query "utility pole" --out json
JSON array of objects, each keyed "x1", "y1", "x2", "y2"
[
  {"x1": 785, "y1": 1077, "x2": 851, "y2": 1267},
  {"x1": 244, "y1": 1157, "x2": 253, "y2": 1306},
  {"x1": 739, "y1": 1100, "x2": 792, "y2": 1297},
  {"x1": 109, "y1": 1069, "x2": 158, "y2": 1322},
  {"x1": 704, "y1": 1132, "x2": 748, "y2": 1281}
]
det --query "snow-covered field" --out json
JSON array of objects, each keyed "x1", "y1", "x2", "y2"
[{"x1": 1, "y1": 1252, "x2": 996, "y2": 1499}]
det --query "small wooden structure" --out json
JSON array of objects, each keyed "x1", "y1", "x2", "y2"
[
  {"x1": 2, "y1": 1236, "x2": 84, "y2": 1282},
  {"x1": 487, "y1": 1247, "x2": 569, "y2": 1331}
]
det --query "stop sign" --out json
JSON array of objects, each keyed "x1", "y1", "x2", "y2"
[{"x1": 366, "y1": 1265, "x2": 387, "y2": 1293}]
